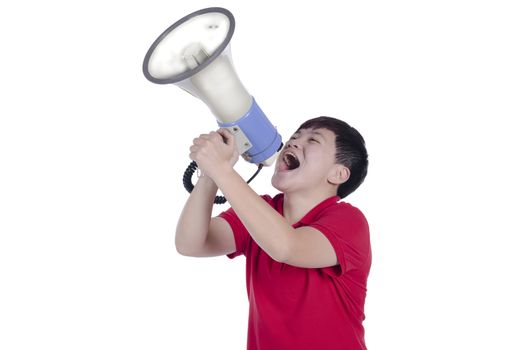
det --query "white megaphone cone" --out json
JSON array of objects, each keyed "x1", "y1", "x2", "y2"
[{"x1": 143, "y1": 7, "x2": 282, "y2": 166}]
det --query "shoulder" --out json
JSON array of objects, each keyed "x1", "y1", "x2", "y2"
[
  {"x1": 308, "y1": 200, "x2": 371, "y2": 275},
  {"x1": 318, "y1": 201, "x2": 367, "y2": 225},
  {"x1": 311, "y1": 201, "x2": 369, "y2": 240}
]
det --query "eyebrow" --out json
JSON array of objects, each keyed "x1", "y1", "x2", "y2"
[
  {"x1": 310, "y1": 130, "x2": 326, "y2": 141},
  {"x1": 292, "y1": 129, "x2": 327, "y2": 141},
  {"x1": 312, "y1": 131, "x2": 326, "y2": 139}
]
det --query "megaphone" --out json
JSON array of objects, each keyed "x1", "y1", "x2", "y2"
[{"x1": 143, "y1": 7, "x2": 283, "y2": 168}]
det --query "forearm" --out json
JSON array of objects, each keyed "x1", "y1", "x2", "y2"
[
  {"x1": 214, "y1": 168, "x2": 293, "y2": 262},
  {"x1": 175, "y1": 176, "x2": 218, "y2": 254}
]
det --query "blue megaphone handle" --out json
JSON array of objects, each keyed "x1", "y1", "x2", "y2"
[{"x1": 217, "y1": 98, "x2": 282, "y2": 164}]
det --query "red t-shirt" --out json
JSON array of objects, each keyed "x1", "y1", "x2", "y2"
[{"x1": 218, "y1": 193, "x2": 371, "y2": 350}]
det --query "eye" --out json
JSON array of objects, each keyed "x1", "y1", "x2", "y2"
[{"x1": 309, "y1": 138, "x2": 319, "y2": 143}]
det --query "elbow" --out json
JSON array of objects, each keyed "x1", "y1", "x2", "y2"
[
  {"x1": 176, "y1": 242, "x2": 197, "y2": 257},
  {"x1": 175, "y1": 242, "x2": 187, "y2": 256},
  {"x1": 270, "y1": 243, "x2": 290, "y2": 264},
  {"x1": 175, "y1": 232, "x2": 192, "y2": 256},
  {"x1": 176, "y1": 248, "x2": 192, "y2": 257},
  {"x1": 266, "y1": 230, "x2": 294, "y2": 263},
  {"x1": 175, "y1": 232, "x2": 205, "y2": 257}
]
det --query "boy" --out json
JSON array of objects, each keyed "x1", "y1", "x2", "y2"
[{"x1": 176, "y1": 116, "x2": 370, "y2": 349}]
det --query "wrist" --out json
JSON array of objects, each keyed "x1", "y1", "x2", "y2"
[
  {"x1": 196, "y1": 167, "x2": 208, "y2": 179},
  {"x1": 211, "y1": 166, "x2": 237, "y2": 189},
  {"x1": 195, "y1": 173, "x2": 217, "y2": 188}
]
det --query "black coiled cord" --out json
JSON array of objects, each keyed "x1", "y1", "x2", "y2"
[{"x1": 182, "y1": 161, "x2": 264, "y2": 204}]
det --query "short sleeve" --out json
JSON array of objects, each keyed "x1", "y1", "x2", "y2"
[
  {"x1": 216, "y1": 195, "x2": 274, "y2": 259},
  {"x1": 217, "y1": 206, "x2": 250, "y2": 259},
  {"x1": 308, "y1": 204, "x2": 371, "y2": 277}
]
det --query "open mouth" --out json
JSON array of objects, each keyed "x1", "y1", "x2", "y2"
[{"x1": 283, "y1": 152, "x2": 300, "y2": 170}]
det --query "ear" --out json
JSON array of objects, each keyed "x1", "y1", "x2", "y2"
[{"x1": 327, "y1": 164, "x2": 350, "y2": 185}]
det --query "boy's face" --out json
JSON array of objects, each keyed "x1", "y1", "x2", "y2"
[{"x1": 272, "y1": 127, "x2": 344, "y2": 195}]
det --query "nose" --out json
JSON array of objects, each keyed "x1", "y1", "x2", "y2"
[{"x1": 286, "y1": 140, "x2": 300, "y2": 149}]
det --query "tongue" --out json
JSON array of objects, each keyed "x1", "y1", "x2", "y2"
[{"x1": 278, "y1": 160, "x2": 290, "y2": 172}]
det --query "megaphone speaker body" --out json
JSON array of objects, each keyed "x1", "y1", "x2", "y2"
[{"x1": 143, "y1": 7, "x2": 282, "y2": 166}]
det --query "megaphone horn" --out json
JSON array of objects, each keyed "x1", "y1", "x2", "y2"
[{"x1": 143, "y1": 7, "x2": 283, "y2": 166}]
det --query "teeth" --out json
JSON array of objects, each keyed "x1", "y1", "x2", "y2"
[
  {"x1": 283, "y1": 151, "x2": 296, "y2": 160},
  {"x1": 283, "y1": 152, "x2": 300, "y2": 170}
]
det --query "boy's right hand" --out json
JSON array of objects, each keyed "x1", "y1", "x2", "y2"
[{"x1": 189, "y1": 129, "x2": 239, "y2": 181}]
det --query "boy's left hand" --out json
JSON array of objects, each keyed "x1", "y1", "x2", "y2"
[{"x1": 189, "y1": 129, "x2": 239, "y2": 180}]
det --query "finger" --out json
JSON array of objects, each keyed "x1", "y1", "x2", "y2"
[
  {"x1": 208, "y1": 130, "x2": 224, "y2": 143},
  {"x1": 193, "y1": 137, "x2": 204, "y2": 145},
  {"x1": 193, "y1": 132, "x2": 213, "y2": 144},
  {"x1": 194, "y1": 133, "x2": 210, "y2": 142}
]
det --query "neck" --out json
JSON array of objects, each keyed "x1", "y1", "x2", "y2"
[{"x1": 282, "y1": 189, "x2": 337, "y2": 225}]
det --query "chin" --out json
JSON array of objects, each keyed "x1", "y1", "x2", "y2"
[
  {"x1": 271, "y1": 174, "x2": 283, "y2": 192},
  {"x1": 271, "y1": 172, "x2": 299, "y2": 194},
  {"x1": 271, "y1": 173, "x2": 290, "y2": 192}
]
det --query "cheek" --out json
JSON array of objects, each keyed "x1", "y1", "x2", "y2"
[
  {"x1": 306, "y1": 151, "x2": 335, "y2": 174},
  {"x1": 307, "y1": 148, "x2": 332, "y2": 166}
]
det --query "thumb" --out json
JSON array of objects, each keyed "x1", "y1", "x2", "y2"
[{"x1": 218, "y1": 128, "x2": 235, "y2": 146}]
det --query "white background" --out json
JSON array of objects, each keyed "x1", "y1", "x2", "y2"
[{"x1": 1, "y1": 1, "x2": 527, "y2": 349}]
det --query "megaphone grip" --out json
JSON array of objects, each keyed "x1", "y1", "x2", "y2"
[{"x1": 218, "y1": 98, "x2": 282, "y2": 164}]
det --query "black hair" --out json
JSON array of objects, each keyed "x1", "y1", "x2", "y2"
[{"x1": 297, "y1": 116, "x2": 368, "y2": 198}]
